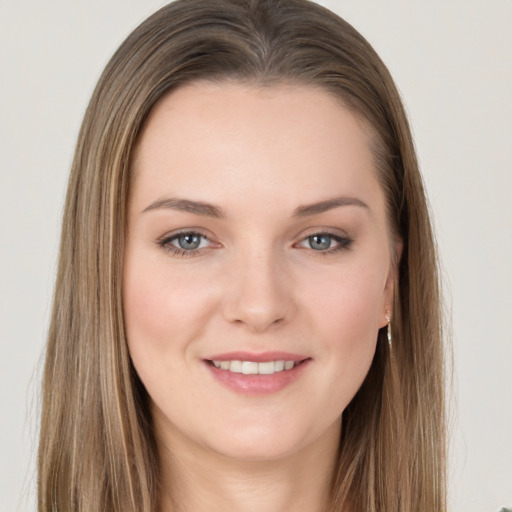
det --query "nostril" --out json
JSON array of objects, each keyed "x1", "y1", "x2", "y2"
[{"x1": 220, "y1": 267, "x2": 295, "y2": 331}]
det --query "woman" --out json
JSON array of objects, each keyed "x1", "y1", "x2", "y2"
[{"x1": 38, "y1": 0, "x2": 446, "y2": 511}]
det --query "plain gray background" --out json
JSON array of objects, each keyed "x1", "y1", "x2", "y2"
[{"x1": 1, "y1": 1, "x2": 511, "y2": 511}]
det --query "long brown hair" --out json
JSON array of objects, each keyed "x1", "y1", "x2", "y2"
[{"x1": 38, "y1": 1, "x2": 446, "y2": 510}]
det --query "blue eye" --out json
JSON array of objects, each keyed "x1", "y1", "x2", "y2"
[
  {"x1": 159, "y1": 231, "x2": 211, "y2": 256},
  {"x1": 175, "y1": 233, "x2": 203, "y2": 250},
  {"x1": 298, "y1": 232, "x2": 352, "y2": 253},
  {"x1": 308, "y1": 234, "x2": 333, "y2": 251}
]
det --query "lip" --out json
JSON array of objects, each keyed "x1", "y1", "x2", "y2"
[
  {"x1": 206, "y1": 351, "x2": 309, "y2": 362},
  {"x1": 203, "y1": 351, "x2": 311, "y2": 395}
]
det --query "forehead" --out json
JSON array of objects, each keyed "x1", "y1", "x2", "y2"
[{"x1": 131, "y1": 82, "x2": 383, "y2": 214}]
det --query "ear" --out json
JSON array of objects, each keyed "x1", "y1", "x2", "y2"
[{"x1": 380, "y1": 240, "x2": 403, "y2": 328}]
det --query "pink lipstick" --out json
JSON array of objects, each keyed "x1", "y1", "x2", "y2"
[{"x1": 203, "y1": 351, "x2": 311, "y2": 394}]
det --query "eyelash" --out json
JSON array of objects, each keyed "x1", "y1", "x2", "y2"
[
  {"x1": 158, "y1": 231, "x2": 353, "y2": 257},
  {"x1": 297, "y1": 232, "x2": 353, "y2": 254},
  {"x1": 158, "y1": 230, "x2": 213, "y2": 257}
]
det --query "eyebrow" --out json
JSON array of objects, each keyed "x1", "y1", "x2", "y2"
[
  {"x1": 293, "y1": 196, "x2": 369, "y2": 217},
  {"x1": 142, "y1": 197, "x2": 226, "y2": 218},
  {"x1": 142, "y1": 195, "x2": 368, "y2": 218}
]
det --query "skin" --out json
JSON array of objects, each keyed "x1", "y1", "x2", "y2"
[{"x1": 124, "y1": 82, "x2": 397, "y2": 512}]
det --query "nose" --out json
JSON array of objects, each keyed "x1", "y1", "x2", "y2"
[{"x1": 221, "y1": 247, "x2": 295, "y2": 333}]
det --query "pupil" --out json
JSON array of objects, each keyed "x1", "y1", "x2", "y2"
[
  {"x1": 310, "y1": 235, "x2": 331, "y2": 250},
  {"x1": 179, "y1": 234, "x2": 201, "y2": 250}
]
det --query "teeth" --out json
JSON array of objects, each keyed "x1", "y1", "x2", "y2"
[
  {"x1": 284, "y1": 360, "x2": 294, "y2": 370},
  {"x1": 211, "y1": 359, "x2": 299, "y2": 375},
  {"x1": 229, "y1": 360, "x2": 243, "y2": 373},
  {"x1": 274, "y1": 360, "x2": 285, "y2": 372},
  {"x1": 241, "y1": 361, "x2": 258, "y2": 375},
  {"x1": 258, "y1": 361, "x2": 275, "y2": 375}
]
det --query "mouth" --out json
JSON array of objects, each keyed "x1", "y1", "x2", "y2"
[
  {"x1": 207, "y1": 359, "x2": 304, "y2": 375},
  {"x1": 203, "y1": 352, "x2": 311, "y2": 394}
]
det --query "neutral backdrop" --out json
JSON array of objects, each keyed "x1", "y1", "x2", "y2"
[{"x1": 1, "y1": 1, "x2": 511, "y2": 511}]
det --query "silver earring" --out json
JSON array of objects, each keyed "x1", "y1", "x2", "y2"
[{"x1": 385, "y1": 313, "x2": 392, "y2": 347}]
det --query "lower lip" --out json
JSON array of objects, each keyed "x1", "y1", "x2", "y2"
[{"x1": 204, "y1": 360, "x2": 311, "y2": 395}]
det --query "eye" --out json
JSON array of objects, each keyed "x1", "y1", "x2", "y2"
[
  {"x1": 158, "y1": 231, "x2": 214, "y2": 256},
  {"x1": 297, "y1": 232, "x2": 352, "y2": 253},
  {"x1": 174, "y1": 233, "x2": 205, "y2": 250},
  {"x1": 308, "y1": 234, "x2": 334, "y2": 251}
]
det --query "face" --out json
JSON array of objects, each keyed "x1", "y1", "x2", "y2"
[{"x1": 124, "y1": 82, "x2": 396, "y2": 462}]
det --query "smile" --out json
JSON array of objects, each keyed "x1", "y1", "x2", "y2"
[
  {"x1": 204, "y1": 352, "x2": 311, "y2": 394},
  {"x1": 210, "y1": 360, "x2": 298, "y2": 375}
]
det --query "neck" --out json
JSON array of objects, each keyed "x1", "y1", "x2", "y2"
[{"x1": 156, "y1": 419, "x2": 341, "y2": 512}]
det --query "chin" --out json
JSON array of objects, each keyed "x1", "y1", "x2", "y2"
[
  {"x1": 202, "y1": 415, "x2": 341, "y2": 463},
  {"x1": 208, "y1": 432, "x2": 307, "y2": 462}
]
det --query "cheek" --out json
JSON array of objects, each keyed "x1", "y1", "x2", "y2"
[
  {"x1": 122, "y1": 252, "x2": 216, "y2": 362},
  {"x1": 297, "y1": 261, "x2": 386, "y2": 400},
  {"x1": 303, "y1": 262, "x2": 386, "y2": 341}
]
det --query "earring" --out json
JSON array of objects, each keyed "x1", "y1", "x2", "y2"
[{"x1": 385, "y1": 313, "x2": 392, "y2": 348}]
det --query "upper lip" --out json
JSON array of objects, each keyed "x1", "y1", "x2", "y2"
[{"x1": 205, "y1": 351, "x2": 310, "y2": 363}]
